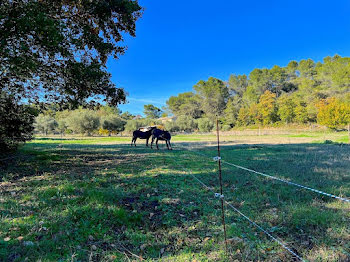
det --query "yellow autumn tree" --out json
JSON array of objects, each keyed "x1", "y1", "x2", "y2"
[
  {"x1": 257, "y1": 90, "x2": 278, "y2": 125},
  {"x1": 317, "y1": 97, "x2": 350, "y2": 129}
]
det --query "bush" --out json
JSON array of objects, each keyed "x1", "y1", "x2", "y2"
[
  {"x1": 176, "y1": 115, "x2": 197, "y2": 132},
  {"x1": 124, "y1": 119, "x2": 145, "y2": 132},
  {"x1": 317, "y1": 97, "x2": 350, "y2": 129},
  {"x1": 67, "y1": 109, "x2": 100, "y2": 135},
  {"x1": 35, "y1": 114, "x2": 58, "y2": 135},
  {"x1": 221, "y1": 124, "x2": 232, "y2": 131},
  {"x1": 0, "y1": 92, "x2": 35, "y2": 152},
  {"x1": 124, "y1": 118, "x2": 160, "y2": 132},
  {"x1": 197, "y1": 118, "x2": 214, "y2": 132},
  {"x1": 164, "y1": 121, "x2": 180, "y2": 132},
  {"x1": 101, "y1": 116, "x2": 126, "y2": 135}
]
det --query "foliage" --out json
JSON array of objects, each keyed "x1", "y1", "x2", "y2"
[
  {"x1": 121, "y1": 111, "x2": 135, "y2": 120},
  {"x1": 277, "y1": 94, "x2": 296, "y2": 123},
  {"x1": 35, "y1": 114, "x2": 58, "y2": 135},
  {"x1": 197, "y1": 118, "x2": 214, "y2": 132},
  {"x1": 101, "y1": 116, "x2": 126, "y2": 135},
  {"x1": 193, "y1": 77, "x2": 229, "y2": 119},
  {"x1": 228, "y1": 74, "x2": 248, "y2": 96},
  {"x1": 257, "y1": 91, "x2": 278, "y2": 125},
  {"x1": 163, "y1": 121, "x2": 180, "y2": 132},
  {"x1": 0, "y1": 93, "x2": 35, "y2": 151},
  {"x1": 165, "y1": 55, "x2": 350, "y2": 128},
  {"x1": 66, "y1": 109, "x2": 100, "y2": 135},
  {"x1": 166, "y1": 92, "x2": 203, "y2": 118},
  {"x1": 0, "y1": 0, "x2": 142, "y2": 107},
  {"x1": 144, "y1": 104, "x2": 162, "y2": 119},
  {"x1": 175, "y1": 115, "x2": 198, "y2": 132},
  {"x1": 124, "y1": 119, "x2": 151, "y2": 132},
  {"x1": 224, "y1": 96, "x2": 242, "y2": 126},
  {"x1": 317, "y1": 97, "x2": 350, "y2": 129}
]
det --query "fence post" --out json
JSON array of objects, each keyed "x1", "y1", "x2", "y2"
[{"x1": 216, "y1": 117, "x2": 228, "y2": 255}]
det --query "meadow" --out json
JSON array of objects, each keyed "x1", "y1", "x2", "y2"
[{"x1": 0, "y1": 130, "x2": 349, "y2": 261}]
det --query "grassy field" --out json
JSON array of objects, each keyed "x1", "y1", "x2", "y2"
[{"x1": 0, "y1": 131, "x2": 349, "y2": 261}]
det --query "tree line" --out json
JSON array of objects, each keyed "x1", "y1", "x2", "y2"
[{"x1": 164, "y1": 55, "x2": 350, "y2": 131}]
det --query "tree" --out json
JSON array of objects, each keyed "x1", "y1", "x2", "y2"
[
  {"x1": 270, "y1": 65, "x2": 287, "y2": 95},
  {"x1": 101, "y1": 116, "x2": 126, "y2": 135},
  {"x1": 224, "y1": 96, "x2": 242, "y2": 127},
  {"x1": 286, "y1": 61, "x2": 298, "y2": 80},
  {"x1": 317, "y1": 97, "x2": 350, "y2": 129},
  {"x1": 197, "y1": 118, "x2": 214, "y2": 132},
  {"x1": 97, "y1": 106, "x2": 121, "y2": 118},
  {"x1": 298, "y1": 59, "x2": 316, "y2": 78},
  {"x1": 124, "y1": 119, "x2": 149, "y2": 132},
  {"x1": 57, "y1": 119, "x2": 68, "y2": 136},
  {"x1": 121, "y1": 111, "x2": 135, "y2": 120},
  {"x1": 144, "y1": 104, "x2": 162, "y2": 119},
  {"x1": 257, "y1": 91, "x2": 278, "y2": 125},
  {"x1": 67, "y1": 109, "x2": 100, "y2": 135},
  {"x1": 35, "y1": 114, "x2": 58, "y2": 135},
  {"x1": 193, "y1": 77, "x2": 229, "y2": 119},
  {"x1": 0, "y1": 93, "x2": 35, "y2": 151},
  {"x1": 248, "y1": 68, "x2": 272, "y2": 95},
  {"x1": 294, "y1": 104, "x2": 309, "y2": 124},
  {"x1": 55, "y1": 110, "x2": 71, "y2": 135},
  {"x1": 228, "y1": 74, "x2": 248, "y2": 96},
  {"x1": 277, "y1": 95, "x2": 296, "y2": 123},
  {"x1": 176, "y1": 115, "x2": 197, "y2": 132},
  {"x1": 237, "y1": 107, "x2": 250, "y2": 126},
  {"x1": 164, "y1": 121, "x2": 180, "y2": 132},
  {"x1": 0, "y1": 0, "x2": 142, "y2": 106},
  {"x1": 0, "y1": 0, "x2": 142, "y2": 149},
  {"x1": 166, "y1": 92, "x2": 203, "y2": 118}
]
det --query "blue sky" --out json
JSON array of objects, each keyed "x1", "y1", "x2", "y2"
[{"x1": 108, "y1": 0, "x2": 350, "y2": 115}]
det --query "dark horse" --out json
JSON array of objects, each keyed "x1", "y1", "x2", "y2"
[
  {"x1": 150, "y1": 128, "x2": 172, "y2": 150},
  {"x1": 131, "y1": 126, "x2": 157, "y2": 147}
]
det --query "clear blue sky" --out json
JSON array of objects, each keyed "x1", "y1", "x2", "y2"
[{"x1": 107, "y1": 0, "x2": 350, "y2": 115}]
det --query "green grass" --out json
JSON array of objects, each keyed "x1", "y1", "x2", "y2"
[{"x1": 0, "y1": 132, "x2": 349, "y2": 261}]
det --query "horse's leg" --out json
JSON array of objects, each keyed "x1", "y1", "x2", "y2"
[
  {"x1": 151, "y1": 136, "x2": 154, "y2": 149},
  {"x1": 146, "y1": 137, "x2": 149, "y2": 147},
  {"x1": 134, "y1": 137, "x2": 137, "y2": 147},
  {"x1": 168, "y1": 140, "x2": 172, "y2": 150},
  {"x1": 166, "y1": 140, "x2": 169, "y2": 150},
  {"x1": 156, "y1": 138, "x2": 159, "y2": 150}
]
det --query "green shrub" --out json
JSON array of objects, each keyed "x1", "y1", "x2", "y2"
[
  {"x1": 67, "y1": 109, "x2": 100, "y2": 135},
  {"x1": 176, "y1": 115, "x2": 197, "y2": 132},
  {"x1": 164, "y1": 121, "x2": 180, "y2": 132},
  {"x1": 101, "y1": 116, "x2": 126, "y2": 135},
  {"x1": 35, "y1": 114, "x2": 58, "y2": 135},
  {"x1": 197, "y1": 118, "x2": 214, "y2": 132}
]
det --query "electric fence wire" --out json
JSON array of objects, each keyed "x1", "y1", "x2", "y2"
[
  {"x1": 178, "y1": 164, "x2": 305, "y2": 261},
  {"x1": 174, "y1": 143, "x2": 350, "y2": 204}
]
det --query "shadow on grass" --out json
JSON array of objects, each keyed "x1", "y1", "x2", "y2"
[{"x1": 0, "y1": 141, "x2": 349, "y2": 261}]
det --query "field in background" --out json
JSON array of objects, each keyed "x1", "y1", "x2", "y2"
[
  {"x1": 34, "y1": 128, "x2": 349, "y2": 144},
  {"x1": 1, "y1": 130, "x2": 349, "y2": 261}
]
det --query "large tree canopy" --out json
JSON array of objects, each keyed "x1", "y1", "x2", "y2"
[{"x1": 0, "y1": 0, "x2": 142, "y2": 107}]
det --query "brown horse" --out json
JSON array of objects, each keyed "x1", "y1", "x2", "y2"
[{"x1": 131, "y1": 126, "x2": 157, "y2": 147}]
